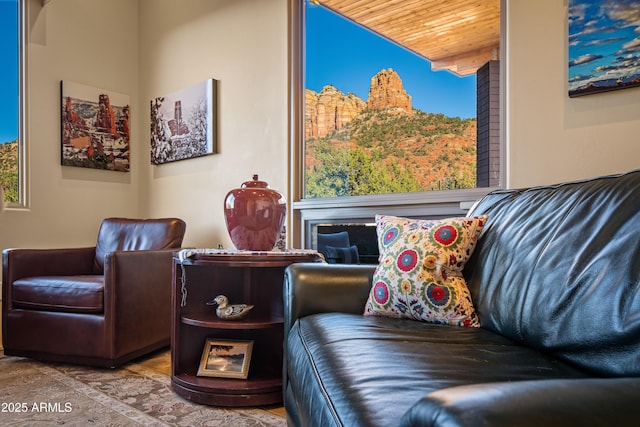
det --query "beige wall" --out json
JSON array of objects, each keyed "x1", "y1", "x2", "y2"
[
  {"x1": 505, "y1": 0, "x2": 640, "y2": 188},
  {"x1": 0, "y1": 0, "x2": 141, "y2": 251},
  {"x1": 1, "y1": 0, "x2": 638, "y2": 253},
  {"x1": 137, "y1": 0, "x2": 288, "y2": 248}
]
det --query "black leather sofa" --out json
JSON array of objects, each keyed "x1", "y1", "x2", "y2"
[{"x1": 283, "y1": 170, "x2": 640, "y2": 427}]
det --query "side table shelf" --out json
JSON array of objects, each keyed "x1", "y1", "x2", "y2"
[
  {"x1": 181, "y1": 312, "x2": 283, "y2": 329},
  {"x1": 171, "y1": 249, "x2": 322, "y2": 407}
]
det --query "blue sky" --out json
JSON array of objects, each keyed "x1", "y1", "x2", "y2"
[
  {"x1": 0, "y1": 0, "x2": 19, "y2": 144},
  {"x1": 568, "y1": 0, "x2": 640, "y2": 91},
  {"x1": 305, "y1": 2, "x2": 477, "y2": 119}
]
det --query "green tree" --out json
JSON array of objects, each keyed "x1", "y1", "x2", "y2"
[
  {"x1": 348, "y1": 147, "x2": 421, "y2": 195},
  {"x1": 305, "y1": 140, "x2": 350, "y2": 198},
  {"x1": 0, "y1": 171, "x2": 18, "y2": 203},
  {"x1": 305, "y1": 106, "x2": 477, "y2": 198},
  {"x1": 305, "y1": 142, "x2": 422, "y2": 197},
  {"x1": 0, "y1": 140, "x2": 19, "y2": 203}
]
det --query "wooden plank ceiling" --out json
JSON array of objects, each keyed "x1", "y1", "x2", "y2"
[{"x1": 313, "y1": 0, "x2": 500, "y2": 76}]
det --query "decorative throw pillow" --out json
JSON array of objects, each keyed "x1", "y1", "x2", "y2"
[
  {"x1": 364, "y1": 214, "x2": 488, "y2": 327},
  {"x1": 324, "y1": 245, "x2": 360, "y2": 264}
]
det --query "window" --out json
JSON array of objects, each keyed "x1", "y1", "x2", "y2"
[
  {"x1": 0, "y1": 0, "x2": 24, "y2": 206},
  {"x1": 304, "y1": 2, "x2": 478, "y2": 198},
  {"x1": 289, "y1": 0, "x2": 503, "y2": 248}
]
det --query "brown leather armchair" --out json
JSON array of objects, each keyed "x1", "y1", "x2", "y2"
[{"x1": 2, "y1": 217, "x2": 186, "y2": 367}]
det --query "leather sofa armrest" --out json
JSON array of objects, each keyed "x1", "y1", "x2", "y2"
[
  {"x1": 400, "y1": 378, "x2": 640, "y2": 427},
  {"x1": 282, "y1": 262, "x2": 376, "y2": 408},
  {"x1": 283, "y1": 263, "x2": 375, "y2": 334},
  {"x1": 102, "y1": 249, "x2": 176, "y2": 355}
]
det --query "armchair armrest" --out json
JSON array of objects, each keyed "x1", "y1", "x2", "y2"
[
  {"x1": 103, "y1": 249, "x2": 176, "y2": 356},
  {"x1": 283, "y1": 263, "x2": 375, "y2": 334},
  {"x1": 3, "y1": 247, "x2": 96, "y2": 285},
  {"x1": 400, "y1": 378, "x2": 640, "y2": 427}
]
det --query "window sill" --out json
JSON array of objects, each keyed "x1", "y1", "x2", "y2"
[{"x1": 293, "y1": 187, "x2": 499, "y2": 248}]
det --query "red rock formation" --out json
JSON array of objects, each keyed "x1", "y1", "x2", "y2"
[
  {"x1": 367, "y1": 68, "x2": 413, "y2": 115},
  {"x1": 64, "y1": 97, "x2": 83, "y2": 125},
  {"x1": 95, "y1": 94, "x2": 117, "y2": 134},
  {"x1": 305, "y1": 69, "x2": 416, "y2": 139},
  {"x1": 63, "y1": 97, "x2": 88, "y2": 143},
  {"x1": 305, "y1": 85, "x2": 366, "y2": 138}
]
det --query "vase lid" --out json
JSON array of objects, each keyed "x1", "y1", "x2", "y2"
[{"x1": 241, "y1": 174, "x2": 269, "y2": 188}]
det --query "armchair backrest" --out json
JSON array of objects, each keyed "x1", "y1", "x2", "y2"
[
  {"x1": 317, "y1": 231, "x2": 358, "y2": 264},
  {"x1": 94, "y1": 217, "x2": 186, "y2": 273},
  {"x1": 317, "y1": 231, "x2": 350, "y2": 252}
]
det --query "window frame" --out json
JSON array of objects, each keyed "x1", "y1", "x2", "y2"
[
  {"x1": 5, "y1": 0, "x2": 28, "y2": 209},
  {"x1": 288, "y1": 0, "x2": 505, "y2": 248}
]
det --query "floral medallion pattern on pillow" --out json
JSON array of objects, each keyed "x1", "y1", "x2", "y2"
[{"x1": 364, "y1": 214, "x2": 488, "y2": 327}]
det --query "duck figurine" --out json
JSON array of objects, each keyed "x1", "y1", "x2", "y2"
[{"x1": 206, "y1": 295, "x2": 254, "y2": 320}]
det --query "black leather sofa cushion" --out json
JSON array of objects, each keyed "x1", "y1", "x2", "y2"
[
  {"x1": 12, "y1": 275, "x2": 104, "y2": 313},
  {"x1": 465, "y1": 170, "x2": 640, "y2": 376},
  {"x1": 288, "y1": 312, "x2": 587, "y2": 427}
]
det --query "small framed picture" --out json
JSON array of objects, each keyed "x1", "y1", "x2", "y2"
[{"x1": 197, "y1": 339, "x2": 253, "y2": 379}]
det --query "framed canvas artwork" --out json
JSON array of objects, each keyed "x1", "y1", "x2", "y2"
[
  {"x1": 568, "y1": 0, "x2": 640, "y2": 97},
  {"x1": 61, "y1": 81, "x2": 131, "y2": 172},
  {"x1": 150, "y1": 78, "x2": 217, "y2": 164}
]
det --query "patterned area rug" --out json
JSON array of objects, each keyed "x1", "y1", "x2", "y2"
[{"x1": 0, "y1": 350, "x2": 286, "y2": 426}]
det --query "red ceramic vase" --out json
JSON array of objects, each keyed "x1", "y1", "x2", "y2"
[{"x1": 224, "y1": 175, "x2": 287, "y2": 251}]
